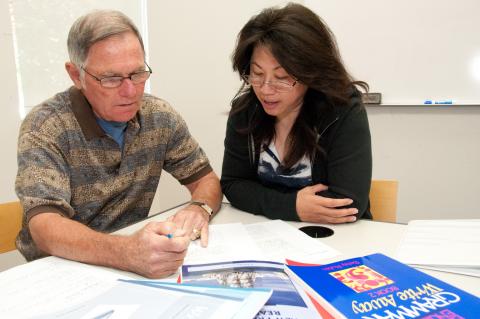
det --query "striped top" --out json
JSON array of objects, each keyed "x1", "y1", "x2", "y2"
[
  {"x1": 257, "y1": 140, "x2": 312, "y2": 189},
  {"x1": 15, "y1": 87, "x2": 211, "y2": 261}
]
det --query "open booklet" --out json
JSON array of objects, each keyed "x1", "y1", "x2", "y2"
[
  {"x1": 181, "y1": 260, "x2": 322, "y2": 319},
  {"x1": 32, "y1": 279, "x2": 272, "y2": 319}
]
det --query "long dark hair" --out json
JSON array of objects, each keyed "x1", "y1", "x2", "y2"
[{"x1": 231, "y1": 3, "x2": 368, "y2": 169}]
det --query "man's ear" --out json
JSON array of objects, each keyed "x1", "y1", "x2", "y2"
[{"x1": 65, "y1": 62, "x2": 82, "y2": 89}]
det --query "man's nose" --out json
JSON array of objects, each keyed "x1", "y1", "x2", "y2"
[{"x1": 118, "y1": 78, "x2": 137, "y2": 97}]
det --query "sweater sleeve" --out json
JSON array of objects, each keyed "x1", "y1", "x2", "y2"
[
  {"x1": 220, "y1": 112, "x2": 300, "y2": 221},
  {"x1": 317, "y1": 102, "x2": 373, "y2": 219}
]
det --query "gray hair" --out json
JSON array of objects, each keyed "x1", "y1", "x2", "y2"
[{"x1": 67, "y1": 10, "x2": 145, "y2": 67}]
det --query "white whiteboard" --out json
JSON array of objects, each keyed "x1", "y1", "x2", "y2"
[{"x1": 306, "y1": 0, "x2": 480, "y2": 105}]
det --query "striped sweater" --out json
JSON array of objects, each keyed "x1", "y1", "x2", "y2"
[{"x1": 15, "y1": 87, "x2": 211, "y2": 261}]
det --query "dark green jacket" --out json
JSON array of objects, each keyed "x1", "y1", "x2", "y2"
[{"x1": 221, "y1": 91, "x2": 372, "y2": 221}]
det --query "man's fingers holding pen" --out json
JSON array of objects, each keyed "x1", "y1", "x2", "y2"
[
  {"x1": 140, "y1": 253, "x2": 187, "y2": 278},
  {"x1": 139, "y1": 221, "x2": 190, "y2": 251},
  {"x1": 145, "y1": 221, "x2": 178, "y2": 237},
  {"x1": 125, "y1": 223, "x2": 189, "y2": 278}
]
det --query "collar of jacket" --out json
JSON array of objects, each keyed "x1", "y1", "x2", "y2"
[
  {"x1": 247, "y1": 106, "x2": 340, "y2": 168},
  {"x1": 246, "y1": 89, "x2": 361, "y2": 167}
]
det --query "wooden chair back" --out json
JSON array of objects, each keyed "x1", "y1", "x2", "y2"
[
  {"x1": 369, "y1": 180, "x2": 398, "y2": 223},
  {"x1": 0, "y1": 201, "x2": 23, "y2": 253}
]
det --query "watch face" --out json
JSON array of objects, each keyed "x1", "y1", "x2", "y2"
[
  {"x1": 191, "y1": 201, "x2": 213, "y2": 216},
  {"x1": 200, "y1": 204, "x2": 213, "y2": 215}
]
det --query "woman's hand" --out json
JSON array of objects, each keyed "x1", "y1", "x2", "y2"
[{"x1": 296, "y1": 184, "x2": 358, "y2": 224}]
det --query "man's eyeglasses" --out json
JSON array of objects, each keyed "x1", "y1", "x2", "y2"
[
  {"x1": 81, "y1": 63, "x2": 152, "y2": 88},
  {"x1": 242, "y1": 74, "x2": 297, "y2": 93}
]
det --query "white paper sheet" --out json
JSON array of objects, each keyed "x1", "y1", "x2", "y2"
[
  {"x1": 396, "y1": 219, "x2": 480, "y2": 277},
  {"x1": 185, "y1": 223, "x2": 264, "y2": 265},
  {"x1": 245, "y1": 220, "x2": 340, "y2": 263},
  {"x1": 185, "y1": 221, "x2": 339, "y2": 265},
  {"x1": 414, "y1": 264, "x2": 480, "y2": 277},
  {"x1": 0, "y1": 257, "x2": 131, "y2": 319}
]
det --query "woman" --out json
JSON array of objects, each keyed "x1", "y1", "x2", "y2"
[{"x1": 221, "y1": 3, "x2": 372, "y2": 224}]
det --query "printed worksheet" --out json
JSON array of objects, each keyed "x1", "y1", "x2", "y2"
[
  {"x1": 186, "y1": 220, "x2": 339, "y2": 265},
  {"x1": 0, "y1": 257, "x2": 132, "y2": 318},
  {"x1": 185, "y1": 223, "x2": 264, "y2": 265},
  {"x1": 245, "y1": 220, "x2": 340, "y2": 263}
]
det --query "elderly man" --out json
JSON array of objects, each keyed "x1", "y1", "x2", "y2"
[{"x1": 15, "y1": 10, "x2": 222, "y2": 278}]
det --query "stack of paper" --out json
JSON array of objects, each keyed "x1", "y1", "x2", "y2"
[{"x1": 395, "y1": 219, "x2": 480, "y2": 277}]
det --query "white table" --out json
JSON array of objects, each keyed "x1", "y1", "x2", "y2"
[
  {"x1": 2, "y1": 202, "x2": 479, "y2": 297},
  {"x1": 1, "y1": 202, "x2": 479, "y2": 319},
  {"x1": 117, "y1": 202, "x2": 480, "y2": 297}
]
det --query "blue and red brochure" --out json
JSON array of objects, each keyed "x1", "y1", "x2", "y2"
[
  {"x1": 285, "y1": 253, "x2": 480, "y2": 319},
  {"x1": 181, "y1": 260, "x2": 321, "y2": 319}
]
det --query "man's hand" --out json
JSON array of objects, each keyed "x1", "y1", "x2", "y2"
[
  {"x1": 29, "y1": 213, "x2": 190, "y2": 279},
  {"x1": 176, "y1": 171, "x2": 222, "y2": 248},
  {"x1": 296, "y1": 184, "x2": 358, "y2": 224},
  {"x1": 169, "y1": 205, "x2": 210, "y2": 247},
  {"x1": 125, "y1": 221, "x2": 190, "y2": 278}
]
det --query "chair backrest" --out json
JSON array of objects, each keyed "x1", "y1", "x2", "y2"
[
  {"x1": 369, "y1": 180, "x2": 398, "y2": 223},
  {"x1": 0, "y1": 201, "x2": 23, "y2": 253}
]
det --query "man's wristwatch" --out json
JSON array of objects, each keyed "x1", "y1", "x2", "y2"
[{"x1": 189, "y1": 200, "x2": 214, "y2": 218}]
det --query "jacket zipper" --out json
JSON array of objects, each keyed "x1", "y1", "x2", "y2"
[{"x1": 318, "y1": 116, "x2": 339, "y2": 140}]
